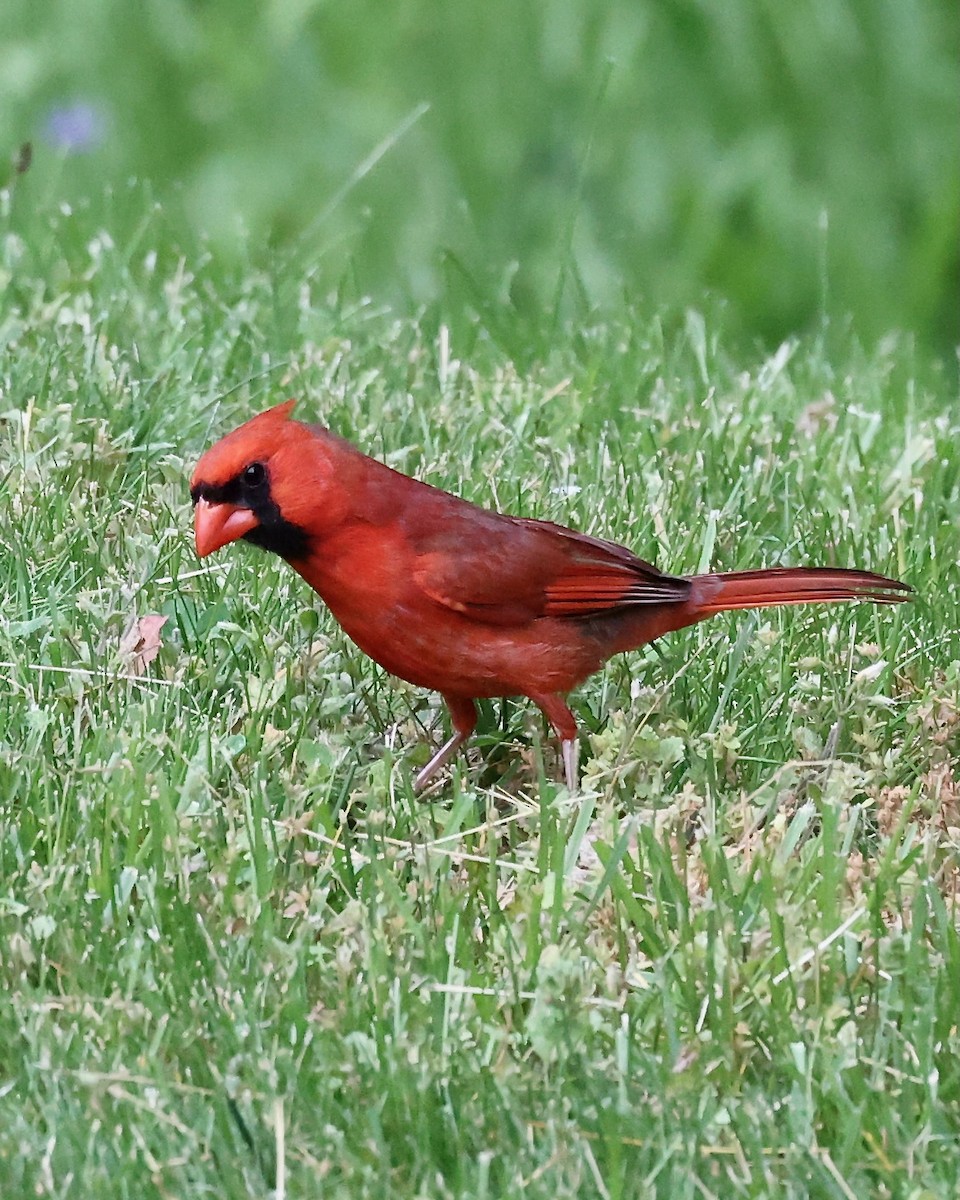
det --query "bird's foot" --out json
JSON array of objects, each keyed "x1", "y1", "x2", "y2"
[
  {"x1": 561, "y1": 738, "x2": 579, "y2": 793},
  {"x1": 413, "y1": 732, "x2": 466, "y2": 795}
]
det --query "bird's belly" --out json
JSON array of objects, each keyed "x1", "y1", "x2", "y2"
[
  {"x1": 328, "y1": 597, "x2": 599, "y2": 698},
  {"x1": 292, "y1": 530, "x2": 622, "y2": 699}
]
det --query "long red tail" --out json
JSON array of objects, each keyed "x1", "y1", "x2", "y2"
[{"x1": 688, "y1": 567, "x2": 912, "y2": 615}]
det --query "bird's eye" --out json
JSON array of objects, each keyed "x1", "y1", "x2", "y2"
[{"x1": 243, "y1": 462, "x2": 266, "y2": 488}]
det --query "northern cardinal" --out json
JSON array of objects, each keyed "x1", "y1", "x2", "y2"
[{"x1": 191, "y1": 401, "x2": 910, "y2": 791}]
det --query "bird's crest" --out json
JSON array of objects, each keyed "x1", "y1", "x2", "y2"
[{"x1": 191, "y1": 399, "x2": 300, "y2": 489}]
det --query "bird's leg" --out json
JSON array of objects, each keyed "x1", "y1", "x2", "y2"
[
  {"x1": 529, "y1": 692, "x2": 580, "y2": 792},
  {"x1": 413, "y1": 694, "x2": 477, "y2": 794},
  {"x1": 561, "y1": 738, "x2": 579, "y2": 793},
  {"x1": 413, "y1": 734, "x2": 465, "y2": 794}
]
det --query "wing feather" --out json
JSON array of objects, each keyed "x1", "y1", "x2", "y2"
[{"x1": 410, "y1": 511, "x2": 689, "y2": 625}]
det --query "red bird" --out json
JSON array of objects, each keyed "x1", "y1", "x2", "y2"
[{"x1": 191, "y1": 401, "x2": 911, "y2": 791}]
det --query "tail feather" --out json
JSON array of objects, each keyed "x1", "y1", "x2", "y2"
[{"x1": 688, "y1": 567, "x2": 912, "y2": 616}]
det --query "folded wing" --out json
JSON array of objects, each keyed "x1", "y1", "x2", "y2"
[{"x1": 411, "y1": 512, "x2": 689, "y2": 625}]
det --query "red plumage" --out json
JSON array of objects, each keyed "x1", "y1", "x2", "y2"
[{"x1": 191, "y1": 401, "x2": 911, "y2": 790}]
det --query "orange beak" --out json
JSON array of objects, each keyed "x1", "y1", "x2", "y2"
[{"x1": 194, "y1": 498, "x2": 259, "y2": 557}]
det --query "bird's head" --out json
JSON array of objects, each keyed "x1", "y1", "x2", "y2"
[{"x1": 190, "y1": 400, "x2": 311, "y2": 560}]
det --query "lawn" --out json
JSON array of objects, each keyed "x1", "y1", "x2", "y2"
[
  {"x1": 0, "y1": 193, "x2": 957, "y2": 1197},
  {"x1": 3, "y1": 0, "x2": 957, "y2": 352}
]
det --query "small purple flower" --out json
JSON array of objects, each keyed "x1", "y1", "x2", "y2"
[{"x1": 45, "y1": 101, "x2": 106, "y2": 153}]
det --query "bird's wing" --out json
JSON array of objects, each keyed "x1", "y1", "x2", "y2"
[{"x1": 410, "y1": 512, "x2": 690, "y2": 626}]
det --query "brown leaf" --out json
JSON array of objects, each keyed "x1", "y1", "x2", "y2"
[{"x1": 119, "y1": 614, "x2": 168, "y2": 675}]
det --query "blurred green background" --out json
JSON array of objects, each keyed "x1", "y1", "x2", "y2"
[{"x1": 2, "y1": 0, "x2": 957, "y2": 352}]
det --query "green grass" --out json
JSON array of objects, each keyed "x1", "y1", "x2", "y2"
[
  {"x1": 2, "y1": 0, "x2": 958, "y2": 352},
  {"x1": 1, "y1": 194, "x2": 958, "y2": 1198}
]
